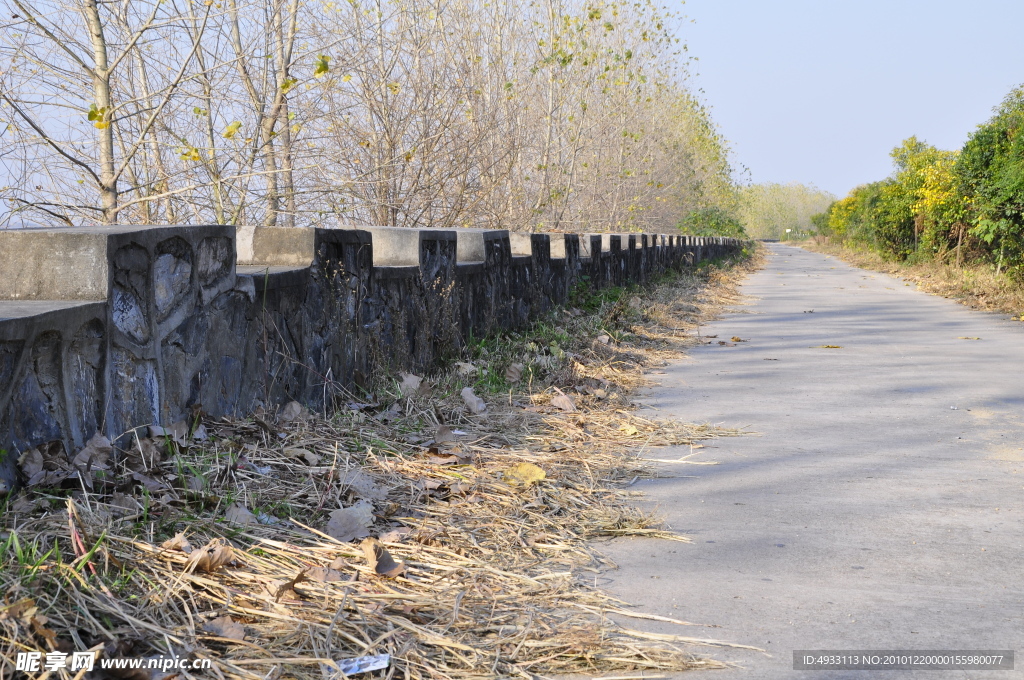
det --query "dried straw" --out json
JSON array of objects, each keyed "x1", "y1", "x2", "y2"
[{"x1": 0, "y1": 252, "x2": 761, "y2": 680}]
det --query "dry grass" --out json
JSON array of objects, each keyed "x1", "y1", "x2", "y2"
[
  {"x1": 800, "y1": 239, "x2": 1024, "y2": 319},
  {"x1": 0, "y1": 249, "x2": 761, "y2": 680}
]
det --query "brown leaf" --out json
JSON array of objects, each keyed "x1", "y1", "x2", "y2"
[
  {"x1": 505, "y1": 363, "x2": 524, "y2": 383},
  {"x1": 434, "y1": 424, "x2": 455, "y2": 443},
  {"x1": 150, "y1": 422, "x2": 192, "y2": 446},
  {"x1": 17, "y1": 449, "x2": 45, "y2": 479},
  {"x1": 339, "y1": 468, "x2": 387, "y2": 501},
  {"x1": 307, "y1": 566, "x2": 344, "y2": 582},
  {"x1": 29, "y1": 614, "x2": 57, "y2": 647},
  {"x1": 203, "y1": 616, "x2": 245, "y2": 640},
  {"x1": 398, "y1": 372, "x2": 430, "y2": 397},
  {"x1": 325, "y1": 500, "x2": 374, "y2": 542},
  {"x1": 273, "y1": 569, "x2": 309, "y2": 601},
  {"x1": 71, "y1": 432, "x2": 112, "y2": 471},
  {"x1": 284, "y1": 447, "x2": 320, "y2": 465},
  {"x1": 9, "y1": 493, "x2": 41, "y2": 513},
  {"x1": 29, "y1": 470, "x2": 75, "y2": 488},
  {"x1": 461, "y1": 387, "x2": 486, "y2": 414},
  {"x1": 188, "y1": 540, "x2": 233, "y2": 572},
  {"x1": 131, "y1": 471, "x2": 169, "y2": 492},
  {"x1": 277, "y1": 400, "x2": 305, "y2": 424},
  {"x1": 160, "y1": 533, "x2": 193, "y2": 555},
  {"x1": 126, "y1": 438, "x2": 165, "y2": 472},
  {"x1": 454, "y1": 361, "x2": 477, "y2": 376},
  {"x1": 378, "y1": 527, "x2": 412, "y2": 543},
  {"x1": 360, "y1": 538, "x2": 405, "y2": 578},
  {"x1": 550, "y1": 393, "x2": 576, "y2": 412},
  {"x1": 224, "y1": 503, "x2": 257, "y2": 525},
  {"x1": 0, "y1": 597, "x2": 36, "y2": 621}
]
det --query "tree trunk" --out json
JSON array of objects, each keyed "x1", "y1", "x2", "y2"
[{"x1": 83, "y1": 0, "x2": 117, "y2": 223}]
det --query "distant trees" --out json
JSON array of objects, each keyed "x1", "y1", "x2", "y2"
[
  {"x1": 735, "y1": 182, "x2": 835, "y2": 240},
  {"x1": 677, "y1": 206, "x2": 747, "y2": 239},
  {"x1": 0, "y1": 0, "x2": 736, "y2": 233},
  {"x1": 815, "y1": 84, "x2": 1024, "y2": 275}
]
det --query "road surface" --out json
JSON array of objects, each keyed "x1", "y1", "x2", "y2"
[{"x1": 602, "y1": 243, "x2": 1024, "y2": 678}]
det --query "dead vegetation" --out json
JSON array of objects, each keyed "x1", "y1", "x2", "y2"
[{"x1": 0, "y1": 250, "x2": 761, "y2": 680}]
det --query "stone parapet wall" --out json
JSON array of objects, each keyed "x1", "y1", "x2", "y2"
[{"x1": 0, "y1": 225, "x2": 744, "y2": 487}]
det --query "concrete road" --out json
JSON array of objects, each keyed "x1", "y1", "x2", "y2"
[{"x1": 601, "y1": 243, "x2": 1024, "y2": 679}]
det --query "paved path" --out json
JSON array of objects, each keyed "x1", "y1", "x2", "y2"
[{"x1": 601, "y1": 244, "x2": 1024, "y2": 679}]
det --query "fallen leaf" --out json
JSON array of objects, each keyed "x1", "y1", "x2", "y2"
[
  {"x1": 29, "y1": 614, "x2": 57, "y2": 647},
  {"x1": 360, "y1": 538, "x2": 405, "y2": 577},
  {"x1": 278, "y1": 400, "x2": 304, "y2": 424},
  {"x1": 326, "y1": 500, "x2": 375, "y2": 542},
  {"x1": 378, "y1": 527, "x2": 412, "y2": 543},
  {"x1": 284, "y1": 447, "x2": 320, "y2": 465},
  {"x1": 814, "y1": 345, "x2": 843, "y2": 349},
  {"x1": 161, "y1": 533, "x2": 193, "y2": 554},
  {"x1": 131, "y1": 471, "x2": 169, "y2": 492},
  {"x1": 307, "y1": 566, "x2": 344, "y2": 582},
  {"x1": 435, "y1": 425, "x2": 456, "y2": 443},
  {"x1": 17, "y1": 449, "x2": 44, "y2": 479},
  {"x1": 426, "y1": 455, "x2": 460, "y2": 465},
  {"x1": 454, "y1": 362, "x2": 477, "y2": 376},
  {"x1": 273, "y1": 569, "x2": 308, "y2": 601},
  {"x1": 187, "y1": 475, "x2": 206, "y2": 492},
  {"x1": 9, "y1": 494, "x2": 41, "y2": 513},
  {"x1": 619, "y1": 424, "x2": 639, "y2": 436},
  {"x1": 0, "y1": 597, "x2": 36, "y2": 621},
  {"x1": 550, "y1": 390, "x2": 576, "y2": 412},
  {"x1": 461, "y1": 387, "x2": 486, "y2": 414},
  {"x1": 339, "y1": 469, "x2": 387, "y2": 501},
  {"x1": 203, "y1": 616, "x2": 245, "y2": 640},
  {"x1": 398, "y1": 372, "x2": 430, "y2": 397},
  {"x1": 127, "y1": 437, "x2": 165, "y2": 472},
  {"x1": 225, "y1": 503, "x2": 257, "y2": 525},
  {"x1": 150, "y1": 421, "x2": 197, "y2": 446},
  {"x1": 71, "y1": 432, "x2": 112, "y2": 470},
  {"x1": 505, "y1": 462, "x2": 546, "y2": 486},
  {"x1": 957, "y1": 336, "x2": 981, "y2": 340},
  {"x1": 188, "y1": 540, "x2": 233, "y2": 572},
  {"x1": 505, "y1": 363, "x2": 524, "y2": 383},
  {"x1": 595, "y1": 334, "x2": 611, "y2": 345},
  {"x1": 731, "y1": 336, "x2": 745, "y2": 343}
]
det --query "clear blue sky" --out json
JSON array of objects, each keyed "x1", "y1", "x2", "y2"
[{"x1": 679, "y1": 0, "x2": 1024, "y2": 198}]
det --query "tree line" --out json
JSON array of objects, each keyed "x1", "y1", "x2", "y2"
[
  {"x1": 813, "y1": 85, "x2": 1024, "y2": 276},
  {"x1": 0, "y1": 0, "x2": 736, "y2": 233}
]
